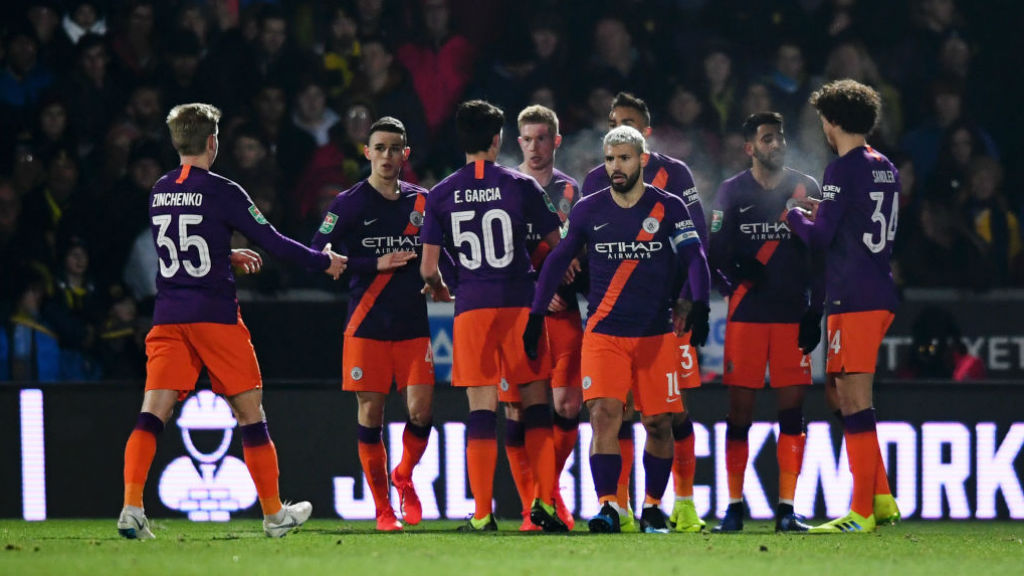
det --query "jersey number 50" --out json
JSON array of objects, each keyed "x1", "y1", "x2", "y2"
[
  {"x1": 152, "y1": 214, "x2": 212, "y2": 278},
  {"x1": 862, "y1": 191, "x2": 898, "y2": 253},
  {"x1": 451, "y1": 209, "x2": 513, "y2": 270}
]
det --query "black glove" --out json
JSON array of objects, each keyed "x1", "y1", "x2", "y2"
[
  {"x1": 522, "y1": 313, "x2": 545, "y2": 360},
  {"x1": 684, "y1": 301, "x2": 711, "y2": 347},
  {"x1": 733, "y1": 256, "x2": 766, "y2": 286},
  {"x1": 798, "y1": 308, "x2": 823, "y2": 355}
]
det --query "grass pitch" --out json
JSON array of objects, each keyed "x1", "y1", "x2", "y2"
[{"x1": 2, "y1": 519, "x2": 1023, "y2": 576}]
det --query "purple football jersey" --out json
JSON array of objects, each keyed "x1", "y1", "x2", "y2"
[
  {"x1": 787, "y1": 146, "x2": 900, "y2": 313},
  {"x1": 710, "y1": 168, "x2": 822, "y2": 323},
  {"x1": 521, "y1": 167, "x2": 581, "y2": 313},
  {"x1": 150, "y1": 165, "x2": 328, "y2": 325},
  {"x1": 582, "y1": 151, "x2": 707, "y2": 244},
  {"x1": 310, "y1": 180, "x2": 429, "y2": 341},
  {"x1": 421, "y1": 160, "x2": 560, "y2": 315},
  {"x1": 532, "y1": 185, "x2": 710, "y2": 337}
]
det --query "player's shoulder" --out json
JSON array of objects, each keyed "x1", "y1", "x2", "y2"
[
  {"x1": 651, "y1": 151, "x2": 694, "y2": 177},
  {"x1": 494, "y1": 162, "x2": 540, "y2": 188},
  {"x1": 720, "y1": 169, "x2": 750, "y2": 189},
  {"x1": 399, "y1": 180, "x2": 430, "y2": 196},
  {"x1": 430, "y1": 165, "x2": 468, "y2": 195},
  {"x1": 551, "y1": 168, "x2": 580, "y2": 190},
  {"x1": 782, "y1": 167, "x2": 821, "y2": 191},
  {"x1": 646, "y1": 183, "x2": 686, "y2": 206}
]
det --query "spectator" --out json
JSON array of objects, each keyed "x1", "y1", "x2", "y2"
[
  {"x1": 110, "y1": 0, "x2": 159, "y2": 81},
  {"x1": 317, "y1": 1, "x2": 362, "y2": 104},
  {"x1": 901, "y1": 78, "x2": 998, "y2": 184},
  {"x1": 902, "y1": 306, "x2": 986, "y2": 381},
  {"x1": 0, "y1": 23, "x2": 56, "y2": 118},
  {"x1": 62, "y1": 33, "x2": 124, "y2": 156},
  {"x1": 897, "y1": 198, "x2": 993, "y2": 290},
  {"x1": 958, "y1": 157, "x2": 1022, "y2": 285},
  {"x1": 292, "y1": 78, "x2": 340, "y2": 147},
  {"x1": 821, "y1": 39, "x2": 903, "y2": 148},
  {"x1": 763, "y1": 40, "x2": 811, "y2": 130},
  {"x1": 251, "y1": 82, "x2": 317, "y2": 191},
  {"x1": 243, "y1": 5, "x2": 317, "y2": 97},
  {"x1": 699, "y1": 42, "x2": 741, "y2": 134},
  {"x1": 32, "y1": 93, "x2": 77, "y2": 162},
  {"x1": 60, "y1": 0, "x2": 107, "y2": 44},
  {"x1": 26, "y1": 0, "x2": 74, "y2": 74},
  {"x1": 584, "y1": 16, "x2": 659, "y2": 109},
  {"x1": 649, "y1": 83, "x2": 719, "y2": 174},
  {"x1": 926, "y1": 120, "x2": 989, "y2": 202},
  {"x1": 42, "y1": 236, "x2": 102, "y2": 380},
  {"x1": 20, "y1": 148, "x2": 91, "y2": 266},
  {"x1": 94, "y1": 141, "x2": 164, "y2": 287},
  {"x1": 352, "y1": 35, "x2": 430, "y2": 166},
  {"x1": 1, "y1": 268, "x2": 59, "y2": 381},
  {"x1": 94, "y1": 283, "x2": 146, "y2": 380},
  {"x1": 395, "y1": 0, "x2": 475, "y2": 137},
  {"x1": 160, "y1": 30, "x2": 211, "y2": 109}
]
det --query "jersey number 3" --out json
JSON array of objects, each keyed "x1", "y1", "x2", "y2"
[
  {"x1": 152, "y1": 214, "x2": 212, "y2": 278},
  {"x1": 451, "y1": 209, "x2": 513, "y2": 270}
]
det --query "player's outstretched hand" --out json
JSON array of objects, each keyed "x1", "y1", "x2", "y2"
[
  {"x1": 230, "y1": 248, "x2": 263, "y2": 275},
  {"x1": 522, "y1": 313, "x2": 544, "y2": 360},
  {"x1": 798, "y1": 308, "x2": 823, "y2": 354},
  {"x1": 684, "y1": 300, "x2": 711, "y2": 347},
  {"x1": 322, "y1": 242, "x2": 348, "y2": 280},
  {"x1": 421, "y1": 281, "x2": 452, "y2": 302},
  {"x1": 378, "y1": 250, "x2": 417, "y2": 272},
  {"x1": 733, "y1": 255, "x2": 766, "y2": 286},
  {"x1": 785, "y1": 197, "x2": 820, "y2": 221}
]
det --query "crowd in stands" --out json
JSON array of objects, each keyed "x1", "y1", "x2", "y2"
[{"x1": 0, "y1": 0, "x2": 1020, "y2": 380}]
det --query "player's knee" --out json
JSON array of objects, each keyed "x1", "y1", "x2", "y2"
[
  {"x1": 408, "y1": 406, "x2": 432, "y2": 428},
  {"x1": 726, "y1": 420, "x2": 752, "y2": 442},
  {"x1": 554, "y1": 395, "x2": 581, "y2": 419},
  {"x1": 777, "y1": 407, "x2": 804, "y2": 436},
  {"x1": 641, "y1": 414, "x2": 673, "y2": 443}
]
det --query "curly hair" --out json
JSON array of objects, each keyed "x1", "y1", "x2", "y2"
[{"x1": 809, "y1": 79, "x2": 882, "y2": 136}]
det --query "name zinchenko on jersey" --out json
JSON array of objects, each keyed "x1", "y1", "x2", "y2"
[
  {"x1": 454, "y1": 188, "x2": 502, "y2": 203},
  {"x1": 152, "y1": 192, "x2": 203, "y2": 207}
]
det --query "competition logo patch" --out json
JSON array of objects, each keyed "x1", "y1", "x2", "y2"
[
  {"x1": 350, "y1": 367, "x2": 364, "y2": 381},
  {"x1": 319, "y1": 212, "x2": 338, "y2": 234},
  {"x1": 543, "y1": 194, "x2": 558, "y2": 213},
  {"x1": 409, "y1": 210, "x2": 424, "y2": 228},
  {"x1": 499, "y1": 378, "x2": 510, "y2": 392},
  {"x1": 248, "y1": 205, "x2": 268, "y2": 225},
  {"x1": 642, "y1": 216, "x2": 660, "y2": 234},
  {"x1": 582, "y1": 376, "x2": 592, "y2": 390},
  {"x1": 711, "y1": 210, "x2": 723, "y2": 233}
]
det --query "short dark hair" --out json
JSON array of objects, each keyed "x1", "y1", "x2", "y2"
[
  {"x1": 809, "y1": 79, "x2": 882, "y2": 136},
  {"x1": 368, "y1": 116, "x2": 406, "y2": 144},
  {"x1": 742, "y1": 112, "x2": 784, "y2": 141},
  {"x1": 610, "y1": 92, "x2": 651, "y2": 127},
  {"x1": 456, "y1": 100, "x2": 504, "y2": 154}
]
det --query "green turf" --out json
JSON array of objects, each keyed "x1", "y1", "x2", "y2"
[{"x1": 2, "y1": 519, "x2": 1023, "y2": 576}]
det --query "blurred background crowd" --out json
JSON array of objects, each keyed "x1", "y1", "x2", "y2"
[{"x1": 0, "y1": 0, "x2": 1021, "y2": 381}]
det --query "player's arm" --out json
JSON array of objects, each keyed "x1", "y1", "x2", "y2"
[
  {"x1": 227, "y1": 183, "x2": 346, "y2": 277},
  {"x1": 418, "y1": 195, "x2": 451, "y2": 301},
  {"x1": 786, "y1": 168, "x2": 846, "y2": 249},
  {"x1": 707, "y1": 183, "x2": 737, "y2": 294},
  {"x1": 523, "y1": 210, "x2": 586, "y2": 358},
  {"x1": 668, "y1": 202, "x2": 711, "y2": 346}
]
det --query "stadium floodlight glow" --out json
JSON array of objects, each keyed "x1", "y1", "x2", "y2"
[{"x1": 20, "y1": 389, "x2": 46, "y2": 521}]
